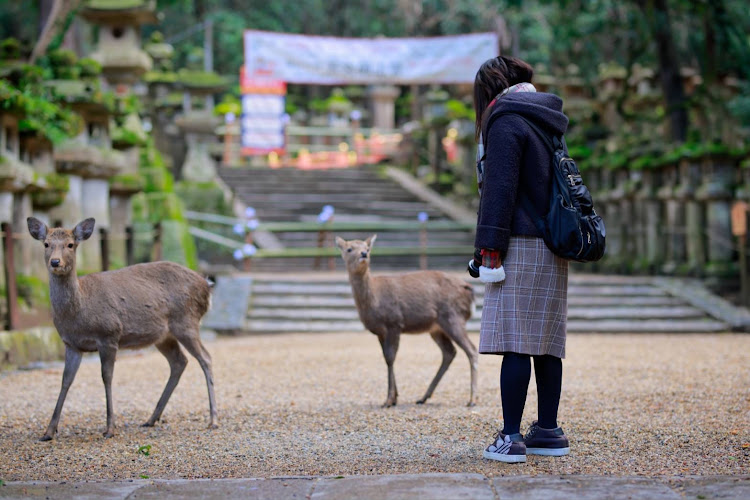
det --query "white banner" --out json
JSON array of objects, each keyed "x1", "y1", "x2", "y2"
[{"x1": 244, "y1": 30, "x2": 498, "y2": 85}]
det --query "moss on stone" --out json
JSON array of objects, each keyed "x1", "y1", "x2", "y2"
[
  {"x1": 175, "y1": 180, "x2": 231, "y2": 215},
  {"x1": 0, "y1": 328, "x2": 64, "y2": 372},
  {"x1": 145, "y1": 192, "x2": 184, "y2": 222}
]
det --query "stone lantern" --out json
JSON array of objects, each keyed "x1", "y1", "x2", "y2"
[
  {"x1": 0, "y1": 111, "x2": 40, "y2": 278},
  {"x1": 144, "y1": 32, "x2": 179, "y2": 161},
  {"x1": 369, "y1": 84, "x2": 400, "y2": 130},
  {"x1": 596, "y1": 63, "x2": 627, "y2": 132},
  {"x1": 48, "y1": 80, "x2": 125, "y2": 272},
  {"x1": 174, "y1": 51, "x2": 227, "y2": 182},
  {"x1": 78, "y1": 0, "x2": 156, "y2": 92}
]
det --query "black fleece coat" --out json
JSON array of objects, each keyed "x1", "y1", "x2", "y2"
[{"x1": 475, "y1": 92, "x2": 569, "y2": 259}]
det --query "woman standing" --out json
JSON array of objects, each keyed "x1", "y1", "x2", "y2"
[{"x1": 471, "y1": 56, "x2": 571, "y2": 463}]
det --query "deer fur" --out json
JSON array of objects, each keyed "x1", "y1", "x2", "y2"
[
  {"x1": 335, "y1": 235, "x2": 478, "y2": 407},
  {"x1": 27, "y1": 217, "x2": 217, "y2": 441}
]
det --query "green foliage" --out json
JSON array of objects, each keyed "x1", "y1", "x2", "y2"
[
  {"x1": 137, "y1": 444, "x2": 151, "y2": 456},
  {"x1": 15, "y1": 274, "x2": 49, "y2": 308},
  {"x1": 444, "y1": 99, "x2": 474, "y2": 121},
  {"x1": 214, "y1": 95, "x2": 240, "y2": 117},
  {"x1": 0, "y1": 79, "x2": 83, "y2": 144},
  {"x1": 77, "y1": 58, "x2": 102, "y2": 79},
  {"x1": 0, "y1": 37, "x2": 20, "y2": 60}
]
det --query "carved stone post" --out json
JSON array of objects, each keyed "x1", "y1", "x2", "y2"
[
  {"x1": 656, "y1": 161, "x2": 684, "y2": 274},
  {"x1": 677, "y1": 157, "x2": 705, "y2": 276},
  {"x1": 695, "y1": 152, "x2": 736, "y2": 281}
]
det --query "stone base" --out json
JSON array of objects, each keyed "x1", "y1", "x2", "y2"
[{"x1": 0, "y1": 327, "x2": 64, "y2": 372}]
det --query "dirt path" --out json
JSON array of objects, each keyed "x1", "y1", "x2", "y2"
[{"x1": 0, "y1": 332, "x2": 748, "y2": 481}]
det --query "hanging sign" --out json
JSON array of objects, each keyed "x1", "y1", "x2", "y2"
[
  {"x1": 240, "y1": 66, "x2": 287, "y2": 156},
  {"x1": 244, "y1": 30, "x2": 498, "y2": 85}
]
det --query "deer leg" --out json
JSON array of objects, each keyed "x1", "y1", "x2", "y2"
[
  {"x1": 440, "y1": 316, "x2": 479, "y2": 407},
  {"x1": 417, "y1": 329, "x2": 457, "y2": 405},
  {"x1": 143, "y1": 337, "x2": 188, "y2": 427},
  {"x1": 176, "y1": 332, "x2": 218, "y2": 429},
  {"x1": 378, "y1": 332, "x2": 400, "y2": 408},
  {"x1": 98, "y1": 345, "x2": 118, "y2": 438},
  {"x1": 40, "y1": 346, "x2": 83, "y2": 441}
]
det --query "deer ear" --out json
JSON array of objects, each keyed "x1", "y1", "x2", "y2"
[
  {"x1": 73, "y1": 218, "x2": 96, "y2": 242},
  {"x1": 366, "y1": 234, "x2": 377, "y2": 248},
  {"x1": 334, "y1": 236, "x2": 346, "y2": 250},
  {"x1": 27, "y1": 217, "x2": 48, "y2": 241}
]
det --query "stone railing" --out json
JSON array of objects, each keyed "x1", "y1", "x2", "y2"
[{"x1": 580, "y1": 147, "x2": 749, "y2": 290}]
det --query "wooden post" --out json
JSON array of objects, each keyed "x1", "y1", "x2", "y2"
[
  {"x1": 418, "y1": 212, "x2": 429, "y2": 270},
  {"x1": 125, "y1": 226, "x2": 134, "y2": 266},
  {"x1": 739, "y1": 234, "x2": 748, "y2": 307},
  {"x1": 731, "y1": 201, "x2": 749, "y2": 306},
  {"x1": 243, "y1": 230, "x2": 253, "y2": 272},
  {"x1": 2, "y1": 222, "x2": 19, "y2": 331},
  {"x1": 99, "y1": 227, "x2": 109, "y2": 271},
  {"x1": 314, "y1": 229, "x2": 325, "y2": 270},
  {"x1": 327, "y1": 227, "x2": 335, "y2": 271},
  {"x1": 152, "y1": 222, "x2": 162, "y2": 262}
]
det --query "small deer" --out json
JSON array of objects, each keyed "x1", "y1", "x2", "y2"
[
  {"x1": 27, "y1": 217, "x2": 218, "y2": 440},
  {"x1": 335, "y1": 235, "x2": 478, "y2": 407}
]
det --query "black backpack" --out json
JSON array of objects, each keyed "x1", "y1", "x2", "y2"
[{"x1": 482, "y1": 113, "x2": 606, "y2": 263}]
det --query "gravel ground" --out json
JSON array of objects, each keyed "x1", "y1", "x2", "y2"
[{"x1": 0, "y1": 332, "x2": 748, "y2": 481}]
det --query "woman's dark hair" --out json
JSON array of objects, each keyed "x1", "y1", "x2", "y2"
[{"x1": 473, "y1": 56, "x2": 534, "y2": 140}]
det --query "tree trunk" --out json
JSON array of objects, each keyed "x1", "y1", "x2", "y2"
[{"x1": 635, "y1": 0, "x2": 688, "y2": 142}]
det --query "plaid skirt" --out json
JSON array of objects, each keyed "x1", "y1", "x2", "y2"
[{"x1": 479, "y1": 236, "x2": 569, "y2": 358}]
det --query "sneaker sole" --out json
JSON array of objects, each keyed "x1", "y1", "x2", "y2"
[
  {"x1": 526, "y1": 447, "x2": 570, "y2": 456},
  {"x1": 482, "y1": 450, "x2": 526, "y2": 463}
]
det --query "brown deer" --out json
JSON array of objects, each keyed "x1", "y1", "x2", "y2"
[
  {"x1": 27, "y1": 217, "x2": 217, "y2": 441},
  {"x1": 335, "y1": 235, "x2": 478, "y2": 408}
]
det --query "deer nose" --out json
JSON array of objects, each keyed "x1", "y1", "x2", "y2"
[
  {"x1": 360, "y1": 251, "x2": 368, "y2": 258},
  {"x1": 50, "y1": 259, "x2": 60, "y2": 268}
]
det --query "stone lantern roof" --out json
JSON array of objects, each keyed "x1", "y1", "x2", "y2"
[
  {"x1": 54, "y1": 140, "x2": 125, "y2": 178},
  {"x1": 0, "y1": 154, "x2": 37, "y2": 192},
  {"x1": 79, "y1": 0, "x2": 158, "y2": 25},
  {"x1": 177, "y1": 69, "x2": 228, "y2": 95}
]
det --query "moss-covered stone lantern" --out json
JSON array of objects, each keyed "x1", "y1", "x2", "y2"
[
  {"x1": 174, "y1": 49, "x2": 227, "y2": 182},
  {"x1": 78, "y1": 0, "x2": 156, "y2": 90},
  {"x1": 0, "y1": 110, "x2": 39, "y2": 277},
  {"x1": 45, "y1": 75, "x2": 124, "y2": 272}
]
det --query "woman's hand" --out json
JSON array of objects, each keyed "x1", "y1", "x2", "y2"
[{"x1": 479, "y1": 249, "x2": 506, "y2": 283}]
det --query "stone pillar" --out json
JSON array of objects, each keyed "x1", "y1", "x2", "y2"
[
  {"x1": 175, "y1": 102, "x2": 222, "y2": 182},
  {"x1": 657, "y1": 163, "x2": 685, "y2": 274},
  {"x1": 109, "y1": 194, "x2": 132, "y2": 267},
  {"x1": 634, "y1": 169, "x2": 662, "y2": 271},
  {"x1": 48, "y1": 175, "x2": 84, "y2": 227},
  {"x1": 695, "y1": 154, "x2": 735, "y2": 280},
  {"x1": 79, "y1": 178, "x2": 110, "y2": 272},
  {"x1": 0, "y1": 192, "x2": 11, "y2": 290},
  {"x1": 605, "y1": 168, "x2": 628, "y2": 270},
  {"x1": 368, "y1": 85, "x2": 400, "y2": 130},
  {"x1": 676, "y1": 158, "x2": 705, "y2": 275},
  {"x1": 12, "y1": 193, "x2": 33, "y2": 276}
]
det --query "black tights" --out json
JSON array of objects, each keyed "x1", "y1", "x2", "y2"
[{"x1": 500, "y1": 352, "x2": 562, "y2": 435}]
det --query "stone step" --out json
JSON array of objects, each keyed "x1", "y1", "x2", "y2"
[
  {"x1": 244, "y1": 318, "x2": 729, "y2": 334},
  {"x1": 248, "y1": 306, "x2": 705, "y2": 321},
  {"x1": 249, "y1": 294, "x2": 684, "y2": 309},
  {"x1": 249, "y1": 281, "x2": 665, "y2": 297}
]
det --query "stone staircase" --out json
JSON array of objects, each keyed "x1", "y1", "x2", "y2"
[
  {"x1": 204, "y1": 272, "x2": 750, "y2": 334},
  {"x1": 217, "y1": 165, "x2": 474, "y2": 271}
]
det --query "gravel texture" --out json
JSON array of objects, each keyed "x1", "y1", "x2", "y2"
[{"x1": 0, "y1": 332, "x2": 748, "y2": 481}]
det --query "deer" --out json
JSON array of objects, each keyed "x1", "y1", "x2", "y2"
[
  {"x1": 27, "y1": 217, "x2": 218, "y2": 441},
  {"x1": 335, "y1": 234, "x2": 478, "y2": 408}
]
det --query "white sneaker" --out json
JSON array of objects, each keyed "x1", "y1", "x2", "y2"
[{"x1": 483, "y1": 431, "x2": 526, "y2": 463}]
